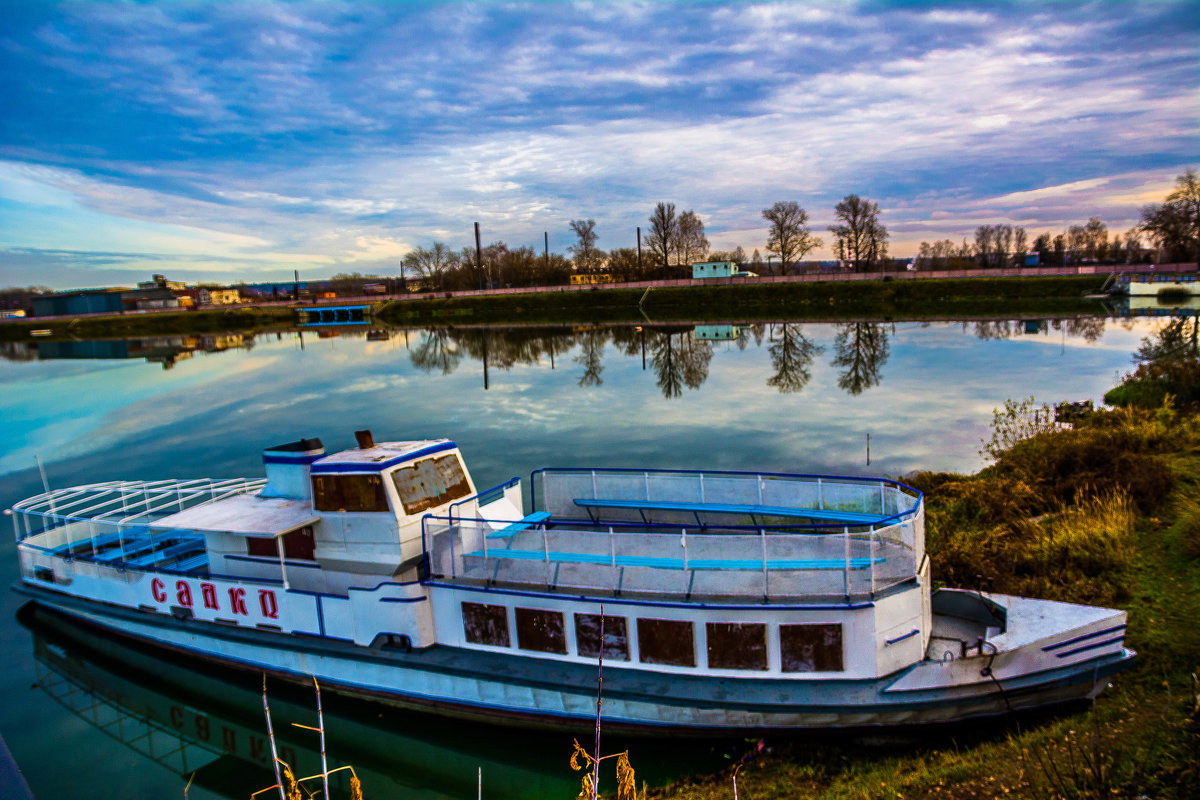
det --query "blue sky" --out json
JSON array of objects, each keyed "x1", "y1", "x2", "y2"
[{"x1": 0, "y1": 1, "x2": 1196, "y2": 289}]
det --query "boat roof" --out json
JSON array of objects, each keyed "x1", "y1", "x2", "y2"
[
  {"x1": 150, "y1": 494, "x2": 319, "y2": 537},
  {"x1": 309, "y1": 439, "x2": 457, "y2": 474}
]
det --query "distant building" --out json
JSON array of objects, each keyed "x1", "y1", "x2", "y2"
[
  {"x1": 138, "y1": 274, "x2": 188, "y2": 291},
  {"x1": 569, "y1": 273, "x2": 615, "y2": 285},
  {"x1": 30, "y1": 285, "x2": 178, "y2": 317},
  {"x1": 692, "y1": 261, "x2": 738, "y2": 279},
  {"x1": 694, "y1": 325, "x2": 740, "y2": 341},
  {"x1": 199, "y1": 288, "x2": 242, "y2": 305}
]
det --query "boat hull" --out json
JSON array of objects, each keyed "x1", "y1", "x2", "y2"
[{"x1": 13, "y1": 581, "x2": 1135, "y2": 736}]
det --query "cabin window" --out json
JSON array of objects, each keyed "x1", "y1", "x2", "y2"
[
  {"x1": 706, "y1": 622, "x2": 768, "y2": 671},
  {"x1": 462, "y1": 602, "x2": 509, "y2": 647},
  {"x1": 780, "y1": 623, "x2": 843, "y2": 672},
  {"x1": 636, "y1": 618, "x2": 695, "y2": 667},
  {"x1": 311, "y1": 474, "x2": 389, "y2": 513},
  {"x1": 246, "y1": 527, "x2": 315, "y2": 561},
  {"x1": 516, "y1": 608, "x2": 567, "y2": 654},
  {"x1": 391, "y1": 454, "x2": 472, "y2": 514},
  {"x1": 574, "y1": 613, "x2": 629, "y2": 661}
]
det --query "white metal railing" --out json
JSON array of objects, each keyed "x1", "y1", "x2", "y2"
[
  {"x1": 422, "y1": 508, "x2": 922, "y2": 601},
  {"x1": 533, "y1": 468, "x2": 920, "y2": 528},
  {"x1": 10, "y1": 478, "x2": 267, "y2": 542}
]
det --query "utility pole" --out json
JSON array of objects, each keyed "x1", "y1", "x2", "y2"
[
  {"x1": 636, "y1": 227, "x2": 642, "y2": 274},
  {"x1": 544, "y1": 232, "x2": 549, "y2": 267},
  {"x1": 475, "y1": 222, "x2": 483, "y2": 290}
]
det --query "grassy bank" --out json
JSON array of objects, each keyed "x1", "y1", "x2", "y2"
[
  {"x1": 642, "y1": 400, "x2": 1199, "y2": 799},
  {"x1": 0, "y1": 276, "x2": 1107, "y2": 340},
  {"x1": 0, "y1": 305, "x2": 297, "y2": 341},
  {"x1": 378, "y1": 275, "x2": 1108, "y2": 326}
]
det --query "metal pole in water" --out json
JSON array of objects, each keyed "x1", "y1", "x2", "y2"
[{"x1": 592, "y1": 604, "x2": 605, "y2": 800}]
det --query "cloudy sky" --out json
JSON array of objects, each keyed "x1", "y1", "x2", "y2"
[{"x1": 0, "y1": 1, "x2": 1196, "y2": 289}]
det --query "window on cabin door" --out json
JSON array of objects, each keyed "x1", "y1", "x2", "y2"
[{"x1": 391, "y1": 454, "x2": 472, "y2": 514}]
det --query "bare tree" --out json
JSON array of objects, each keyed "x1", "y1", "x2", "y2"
[
  {"x1": 672, "y1": 210, "x2": 709, "y2": 265},
  {"x1": 645, "y1": 203, "x2": 677, "y2": 271},
  {"x1": 829, "y1": 195, "x2": 887, "y2": 272},
  {"x1": 569, "y1": 219, "x2": 605, "y2": 272},
  {"x1": 763, "y1": 201, "x2": 822, "y2": 275},
  {"x1": 402, "y1": 243, "x2": 459, "y2": 290},
  {"x1": 1141, "y1": 169, "x2": 1200, "y2": 262}
]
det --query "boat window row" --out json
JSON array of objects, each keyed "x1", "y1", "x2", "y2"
[
  {"x1": 311, "y1": 455, "x2": 472, "y2": 514},
  {"x1": 461, "y1": 602, "x2": 843, "y2": 672}
]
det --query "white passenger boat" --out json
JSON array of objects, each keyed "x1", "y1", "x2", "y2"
[{"x1": 9, "y1": 432, "x2": 1134, "y2": 734}]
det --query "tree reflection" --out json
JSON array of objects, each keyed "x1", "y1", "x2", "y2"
[
  {"x1": 648, "y1": 329, "x2": 713, "y2": 398},
  {"x1": 767, "y1": 323, "x2": 823, "y2": 394},
  {"x1": 1134, "y1": 313, "x2": 1200, "y2": 362},
  {"x1": 409, "y1": 328, "x2": 462, "y2": 375},
  {"x1": 833, "y1": 323, "x2": 890, "y2": 395},
  {"x1": 574, "y1": 330, "x2": 606, "y2": 387}
]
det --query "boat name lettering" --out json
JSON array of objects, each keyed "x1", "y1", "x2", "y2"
[
  {"x1": 229, "y1": 587, "x2": 248, "y2": 615},
  {"x1": 259, "y1": 590, "x2": 279, "y2": 619},
  {"x1": 147, "y1": 580, "x2": 277, "y2": 621}
]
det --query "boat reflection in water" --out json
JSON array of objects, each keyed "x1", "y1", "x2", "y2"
[{"x1": 21, "y1": 605, "x2": 717, "y2": 800}]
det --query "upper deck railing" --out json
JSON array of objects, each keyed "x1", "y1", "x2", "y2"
[
  {"x1": 423, "y1": 469, "x2": 924, "y2": 602},
  {"x1": 10, "y1": 478, "x2": 266, "y2": 543}
]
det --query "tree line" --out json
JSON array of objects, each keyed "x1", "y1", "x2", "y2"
[{"x1": 392, "y1": 168, "x2": 1196, "y2": 292}]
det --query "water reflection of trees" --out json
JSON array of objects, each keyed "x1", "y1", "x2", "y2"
[
  {"x1": 833, "y1": 323, "x2": 890, "y2": 395},
  {"x1": 399, "y1": 316, "x2": 1116, "y2": 398},
  {"x1": 409, "y1": 328, "x2": 462, "y2": 375},
  {"x1": 969, "y1": 317, "x2": 1105, "y2": 343},
  {"x1": 767, "y1": 324, "x2": 823, "y2": 393},
  {"x1": 1135, "y1": 313, "x2": 1200, "y2": 362},
  {"x1": 649, "y1": 328, "x2": 713, "y2": 399}
]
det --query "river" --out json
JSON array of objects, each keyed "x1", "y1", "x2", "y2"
[{"x1": 0, "y1": 314, "x2": 1159, "y2": 798}]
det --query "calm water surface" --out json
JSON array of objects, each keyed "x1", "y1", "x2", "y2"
[{"x1": 0, "y1": 316, "x2": 1157, "y2": 798}]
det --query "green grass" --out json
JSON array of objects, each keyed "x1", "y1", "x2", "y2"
[
  {"x1": 641, "y1": 404, "x2": 1200, "y2": 800},
  {"x1": 375, "y1": 275, "x2": 1108, "y2": 326}
]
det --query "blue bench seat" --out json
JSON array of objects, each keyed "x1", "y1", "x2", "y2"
[
  {"x1": 465, "y1": 547, "x2": 882, "y2": 571},
  {"x1": 125, "y1": 536, "x2": 203, "y2": 568},
  {"x1": 50, "y1": 527, "x2": 149, "y2": 556},
  {"x1": 171, "y1": 552, "x2": 209, "y2": 572},
  {"x1": 573, "y1": 498, "x2": 888, "y2": 526},
  {"x1": 93, "y1": 534, "x2": 175, "y2": 564},
  {"x1": 486, "y1": 511, "x2": 552, "y2": 540}
]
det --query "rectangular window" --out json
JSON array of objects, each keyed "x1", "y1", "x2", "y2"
[
  {"x1": 311, "y1": 474, "x2": 389, "y2": 512},
  {"x1": 246, "y1": 536, "x2": 276, "y2": 558},
  {"x1": 574, "y1": 613, "x2": 629, "y2": 661},
  {"x1": 780, "y1": 623, "x2": 843, "y2": 672},
  {"x1": 462, "y1": 602, "x2": 510, "y2": 647},
  {"x1": 706, "y1": 622, "x2": 768, "y2": 671},
  {"x1": 245, "y1": 528, "x2": 313, "y2": 560},
  {"x1": 516, "y1": 608, "x2": 567, "y2": 654},
  {"x1": 636, "y1": 618, "x2": 695, "y2": 667},
  {"x1": 391, "y1": 455, "x2": 472, "y2": 514}
]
